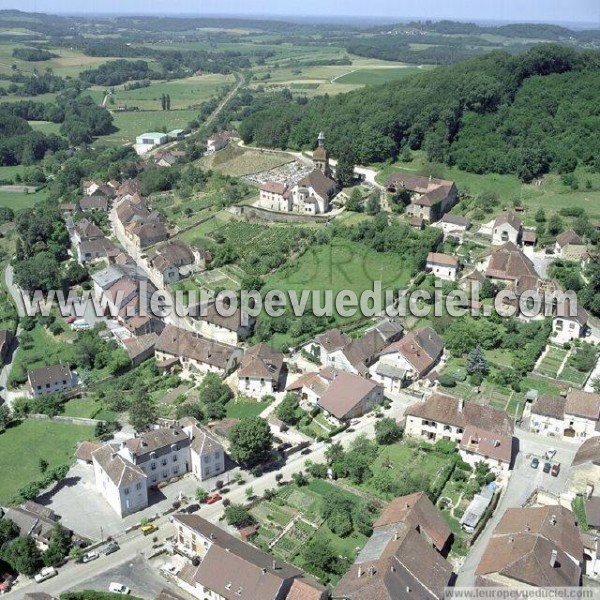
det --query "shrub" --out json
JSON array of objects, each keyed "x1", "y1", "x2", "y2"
[{"x1": 438, "y1": 373, "x2": 456, "y2": 387}]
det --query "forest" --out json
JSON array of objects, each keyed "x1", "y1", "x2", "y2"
[{"x1": 239, "y1": 45, "x2": 600, "y2": 181}]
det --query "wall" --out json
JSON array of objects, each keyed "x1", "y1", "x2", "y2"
[{"x1": 239, "y1": 205, "x2": 331, "y2": 224}]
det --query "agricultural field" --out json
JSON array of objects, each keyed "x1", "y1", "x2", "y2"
[
  {"x1": 0, "y1": 420, "x2": 95, "y2": 504},
  {"x1": 333, "y1": 66, "x2": 425, "y2": 85},
  {"x1": 96, "y1": 108, "x2": 199, "y2": 146},
  {"x1": 198, "y1": 144, "x2": 294, "y2": 177},
  {"x1": 86, "y1": 73, "x2": 235, "y2": 111},
  {"x1": 0, "y1": 187, "x2": 48, "y2": 210},
  {"x1": 0, "y1": 43, "x2": 122, "y2": 78},
  {"x1": 536, "y1": 345, "x2": 569, "y2": 379}
]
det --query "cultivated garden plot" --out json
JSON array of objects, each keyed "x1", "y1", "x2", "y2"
[{"x1": 536, "y1": 345, "x2": 570, "y2": 379}]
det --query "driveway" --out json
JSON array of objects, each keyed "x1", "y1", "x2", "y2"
[{"x1": 456, "y1": 427, "x2": 578, "y2": 585}]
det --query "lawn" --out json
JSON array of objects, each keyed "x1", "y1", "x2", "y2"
[
  {"x1": 96, "y1": 108, "x2": 200, "y2": 146},
  {"x1": 225, "y1": 398, "x2": 270, "y2": 419},
  {"x1": 0, "y1": 420, "x2": 95, "y2": 504},
  {"x1": 0, "y1": 188, "x2": 48, "y2": 210},
  {"x1": 62, "y1": 396, "x2": 116, "y2": 421},
  {"x1": 28, "y1": 120, "x2": 62, "y2": 135},
  {"x1": 334, "y1": 66, "x2": 423, "y2": 86}
]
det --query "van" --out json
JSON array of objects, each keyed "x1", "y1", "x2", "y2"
[{"x1": 71, "y1": 319, "x2": 90, "y2": 330}]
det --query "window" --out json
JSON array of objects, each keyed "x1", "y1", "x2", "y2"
[
  {"x1": 124, "y1": 487, "x2": 130, "y2": 495},
  {"x1": 162, "y1": 458, "x2": 167, "y2": 466},
  {"x1": 136, "y1": 482, "x2": 142, "y2": 490},
  {"x1": 173, "y1": 455, "x2": 178, "y2": 462},
  {"x1": 203, "y1": 455, "x2": 210, "y2": 464},
  {"x1": 205, "y1": 467, "x2": 210, "y2": 476},
  {"x1": 151, "y1": 462, "x2": 156, "y2": 471},
  {"x1": 173, "y1": 466, "x2": 179, "y2": 475},
  {"x1": 214, "y1": 451, "x2": 220, "y2": 460},
  {"x1": 163, "y1": 471, "x2": 168, "y2": 478}
]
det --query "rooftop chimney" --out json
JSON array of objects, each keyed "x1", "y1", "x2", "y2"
[
  {"x1": 358, "y1": 565, "x2": 363, "y2": 578},
  {"x1": 458, "y1": 398, "x2": 465, "y2": 413},
  {"x1": 550, "y1": 549, "x2": 558, "y2": 568},
  {"x1": 368, "y1": 565, "x2": 375, "y2": 577},
  {"x1": 272, "y1": 560, "x2": 277, "y2": 570},
  {"x1": 525, "y1": 523, "x2": 530, "y2": 532},
  {"x1": 551, "y1": 514, "x2": 557, "y2": 526}
]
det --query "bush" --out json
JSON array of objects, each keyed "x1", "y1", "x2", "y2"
[{"x1": 438, "y1": 373, "x2": 456, "y2": 387}]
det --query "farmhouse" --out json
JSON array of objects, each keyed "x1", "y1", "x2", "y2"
[
  {"x1": 475, "y1": 242, "x2": 538, "y2": 285},
  {"x1": 492, "y1": 212, "x2": 522, "y2": 246},
  {"x1": 27, "y1": 364, "x2": 76, "y2": 398},
  {"x1": 434, "y1": 213, "x2": 471, "y2": 239},
  {"x1": 171, "y1": 514, "x2": 327, "y2": 600},
  {"x1": 386, "y1": 174, "x2": 458, "y2": 223},
  {"x1": 77, "y1": 236, "x2": 119, "y2": 264},
  {"x1": 326, "y1": 328, "x2": 390, "y2": 376},
  {"x1": 155, "y1": 324, "x2": 243, "y2": 376},
  {"x1": 335, "y1": 493, "x2": 453, "y2": 600},
  {"x1": 79, "y1": 196, "x2": 109, "y2": 212},
  {"x1": 370, "y1": 327, "x2": 444, "y2": 391},
  {"x1": 404, "y1": 394, "x2": 514, "y2": 472},
  {"x1": 555, "y1": 230, "x2": 584, "y2": 257},
  {"x1": 125, "y1": 221, "x2": 169, "y2": 249},
  {"x1": 237, "y1": 343, "x2": 284, "y2": 398},
  {"x1": 258, "y1": 182, "x2": 289, "y2": 212},
  {"x1": 475, "y1": 506, "x2": 583, "y2": 588},
  {"x1": 303, "y1": 327, "x2": 352, "y2": 366},
  {"x1": 206, "y1": 131, "x2": 231, "y2": 153},
  {"x1": 426, "y1": 252, "x2": 459, "y2": 281},
  {"x1": 2, "y1": 502, "x2": 70, "y2": 548}
]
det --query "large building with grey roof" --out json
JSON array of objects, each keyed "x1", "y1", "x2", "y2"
[{"x1": 92, "y1": 419, "x2": 226, "y2": 517}]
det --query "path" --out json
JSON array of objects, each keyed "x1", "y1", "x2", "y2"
[
  {"x1": 1, "y1": 265, "x2": 24, "y2": 407},
  {"x1": 330, "y1": 69, "x2": 357, "y2": 84}
]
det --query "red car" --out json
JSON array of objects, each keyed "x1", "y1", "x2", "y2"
[
  {"x1": 551, "y1": 463, "x2": 560, "y2": 477},
  {"x1": 205, "y1": 493, "x2": 222, "y2": 505},
  {"x1": 65, "y1": 315, "x2": 76, "y2": 324}
]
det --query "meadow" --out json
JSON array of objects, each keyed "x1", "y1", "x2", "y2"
[
  {"x1": 0, "y1": 188, "x2": 48, "y2": 210},
  {"x1": 0, "y1": 420, "x2": 95, "y2": 504},
  {"x1": 334, "y1": 66, "x2": 425, "y2": 85}
]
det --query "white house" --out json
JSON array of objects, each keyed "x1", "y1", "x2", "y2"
[
  {"x1": 27, "y1": 364, "x2": 76, "y2": 398},
  {"x1": 303, "y1": 328, "x2": 351, "y2": 366},
  {"x1": 237, "y1": 343, "x2": 284, "y2": 399},
  {"x1": 553, "y1": 299, "x2": 588, "y2": 344},
  {"x1": 492, "y1": 212, "x2": 522, "y2": 246},
  {"x1": 434, "y1": 214, "x2": 471, "y2": 239},
  {"x1": 530, "y1": 395, "x2": 567, "y2": 437},
  {"x1": 188, "y1": 302, "x2": 254, "y2": 345},
  {"x1": 563, "y1": 390, "x2": 600, "y2": 440},
  {"x1": 555, "y1": 230, "x2": 584, "y2": 257},
  {"x1": 258, "y1": 182, "x2": 290, "y2": 212},
  {"x1": 426, "y1": 252, "x2": 459, "y2": 281}
]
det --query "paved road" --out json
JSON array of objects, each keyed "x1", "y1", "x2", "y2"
[
  {"x1": 1, "y1": 265, "x2": 24, "y2": 406},
  {"x1": 456, "y1": 427, "x2": 578, "y2": 585}
]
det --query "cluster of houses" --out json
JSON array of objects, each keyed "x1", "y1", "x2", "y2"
[{"x1": 258, "y1": 132, "x2": 339, "y2": 215}]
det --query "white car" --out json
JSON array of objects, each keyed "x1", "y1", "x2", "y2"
[
  {"x1": 81, "y1": 551, "x2": 99, "y2": 563},
  {"x1": 34, "y1": 566, "x2": 57, "y2": 583},
  {"x1": 109, "y1": 582, "x2": 131, "y2": 595}
]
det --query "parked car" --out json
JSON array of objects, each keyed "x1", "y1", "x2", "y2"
[
  {"x1": 65, "y1": 315, "x2": 76, "y2": 324},
  {"x1": 34, "y1": 566, "x2": 58, "y2": 583},
  {"x1": 543, "y1": 461, "x2": 552, "y2": 473},
  {"x1": 109, "y1": 582, "x2": 131, "y2": 595},
  {"x1": 530, "y1": 457, "x2": 539, "y2": 469},
  {"x1": 81, "y1": 551, "x2": 99, "y2": 563},
  {"x1": 104, "y1": 542, "x2": 120, "y2": 555},
  {"x1": 205, "y1": 493, "x2": 222, "y2": 505},
  {"x1": 160, "y1": 562, "x2": 179, "y2": 575},
  {"x1": 182, "y1": 503, "x2": 200, "y2": 514},
  {"x1": 544, "y1": 247, "x2": 555, "y2": 255},
  {"x1": 551, "y1": 463, "x2": 561, "y2": 477},
  {"x1": 140, "y1": 523, "x2": 158, "y2": 535},
  {"x1": 544, "y1": 448, "x2": 557, "y2": 460}
]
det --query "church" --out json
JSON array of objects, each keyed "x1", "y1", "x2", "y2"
[{"x1": 258, "y1": 132, "x2": 338, "y2": 214}]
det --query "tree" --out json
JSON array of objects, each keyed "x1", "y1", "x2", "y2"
[
  {"x1": 291, "y1": 471, "x2": 308, "y2": 487},
  {"x1": 275, "y1": 393, "x2": 300, "y2": 425},
  {"x1": 325, "y1": 441, "x2": 345, "y2": 465},
  {"x1": 245, "y1": 486, "x2": 254, "y2": 500},
  {"x1": 466, "y1": 345, "x2": 489, "y2": 376},
  {"x1": 166, "y1": 94, "x2": 171, "y2": 111},
  {"x1": 0, "y1": 404, "x2": 11, "y2": 431},
  {"x1": 228, "y1": 417, "x2": 273, "y2": 468},
  {"x1": 43, "y1": 523, "x2": 71, "y2": 566},
  {"x1": 534, "y1": 207, "x2": 546, "y2": 223},
  {"x1": 547, "y1": 214, "x2": 564, "y2": 236},
  {"x1": 198, "y1": 373, "x2": 233, "y2": 420},
  {"x1": 302, "y1": 534, "x2": 342, "y2": 574},
  {"x1": 374, "y1": 417, "x2": 403, "y2": 445},
  {"x1": 366, "y1": 192, "x2": 381, "y2": 216},
  {"x1": 335, "y1": 144, "x2": 355, "y2": 186},
  {"x1": 0, "y1": 519, "x2": 19, "y2": 548},
  {"x1": 128, "y1": 388, "x2": 157, "y2": 432},
  {"x1": 1, "y1": 536, "x2": 43, "y2": 576},
  {"x1": 345, "y1": 188, "x2": 363, "y2": 212},
  {"x1": 160, "y1": 94, "x2": 166, "y2": 111},
  {"x1": 39, "y1": 458, "x2": 49, "y2": 474},
  {"x1": 224, "y1": 504, "x2": 256, "y2": 528}
]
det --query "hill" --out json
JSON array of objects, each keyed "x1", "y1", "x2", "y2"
[{"x1": 238, "y1": 45, "x2": 600, "y2": 181}]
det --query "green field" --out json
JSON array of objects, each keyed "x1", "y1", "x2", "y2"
[
  {"x1": 0, "y1": 188, "x2": 48, "y2": 210},
  {"x1": 96, "y1": 108, "x2": 199, "y2": 145},
  {"x1": 98, "y1": 74, "x2": 234, "y2": 111},
  {"x1": 267, "y1": 240, "x2": 411, "y2": 299},
  {"x1": 0, "y1": 420, "x2": 95, "y2": 504},
  {"x1": 63, "y1": 397, "x2": 117, "y2": 421},
  {"x1": 28, "y1": 120, "x2": 62, "y2": 135},
  {"x1": 334, "y1": 66, "x2": 423, "y2": 85},
  {"x1": 198, "y1": 144, "x2": 293, "y2": 176},
  {"x1": 226, "y1": 398, "x2": 270, "y2": 419}
]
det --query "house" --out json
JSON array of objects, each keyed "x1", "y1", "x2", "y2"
[
  {"x1": 563, "y1": 390, "x2": 600, "y2": 439},
  {"x1": 126, "y1": 221, "x2": 169, "y2": 249},
  {"x1": 237, "y1": 343, "x2": 284, "y2": 399},
  {"x1": 122, "y1": 333, "x2": 158, "y2": 366},
  {"x1": 155, "y1": 324, "x2": 243, "y2": 376},
  {"x1": 326, "y1": 328, "x2": 390, "y2": 376},
  {"x1": 73, "y1": 218, "x2": 104, "y2": 244},
  {"x1": 116, "y1": 178, "x2": 142, "y2": 200},
  {"x1": 77, "y1": 236, "x2": 119, "y2": 264},
  {"x1": 149, "y1": 240, "x2": 199, "y2": 285},
  {"x1": 553, "y1": 299, "x2": 588, "y2": 343},
  {"x1": 206, "y1": 131, "x2": 231, "y2": 153},
  {"x1": 79, "y1": 196, "x2": 109, "y2": 212},
  {"x1": 476, "y1": 242, "x2": 538, "y2": 285},
  {"x1": 303, "y1": 327, "x2": 351, "y2": 366},
  {"x1": 386, "y1": 174, "x2": 458, "y2": 223},
  {"x1": 93, "y1": 421, "x2": 226, "y2": 517},
  {"x1": 136, "y1": 132, "x2": 168, "y2": 147},
  {"x1": 75, "y1": 440, "x2": 103, "y2": 464},
  {"x1": 426, "y1": 252, "x2": 459, "y2": 281},
  {"x1": 404, "y1": 394, "x2": 514, "y2": 472},
  {"x1": 370, "y1": 327, "x2": 443, "y2": 391},
  {"x1": 492, "y1": 212, "x2": 522, "y2": 246},
  {"x1": 27, "y1": 364, "x2": 75, "y2": 398},
  {"x1": 568, "y1": 437, "x2": 600, "y2": 495},
  {"x1": 584, "y1": 497, "x2": 600, "y2": 531},
  {"x1": 287, "y1": 368, "x2": 384, "y2": 423},
  {"x1": 334, "y1": 493, "x2": 453, "y2": 600},
  {"x1": 60, "y1": 202, "x2": 77, "y2": 214},
  {"x1": 123, "y1": 315, "x2": 164, "y2": 337},
  {"x1": 189, "y1": 302, "x2": 254, "y2": 345},
  {"x1": 555, "y1": 230, "x2": 584, "y2": 257},
  {"x1": 171, "y1": 514, "x2": 327, "y2": 600},
  {"x1": 92, "y1": 262, "x2": 147, "y2": 297},
  {"x1": 434, "y1": 213, "x2": 471, "y2": 239},
  {"x1": 530, "y1": 395, "x2": 567, "y2": 437},
  {"x1": 2, "y1": 502, "x2": 70, "y2": 548},
  {"x1": 475, "y1": 505, "x2": 583, "y2": 588},
  {"x1": 258, "y1": 182, "x2": 289, "y2": 212}
]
